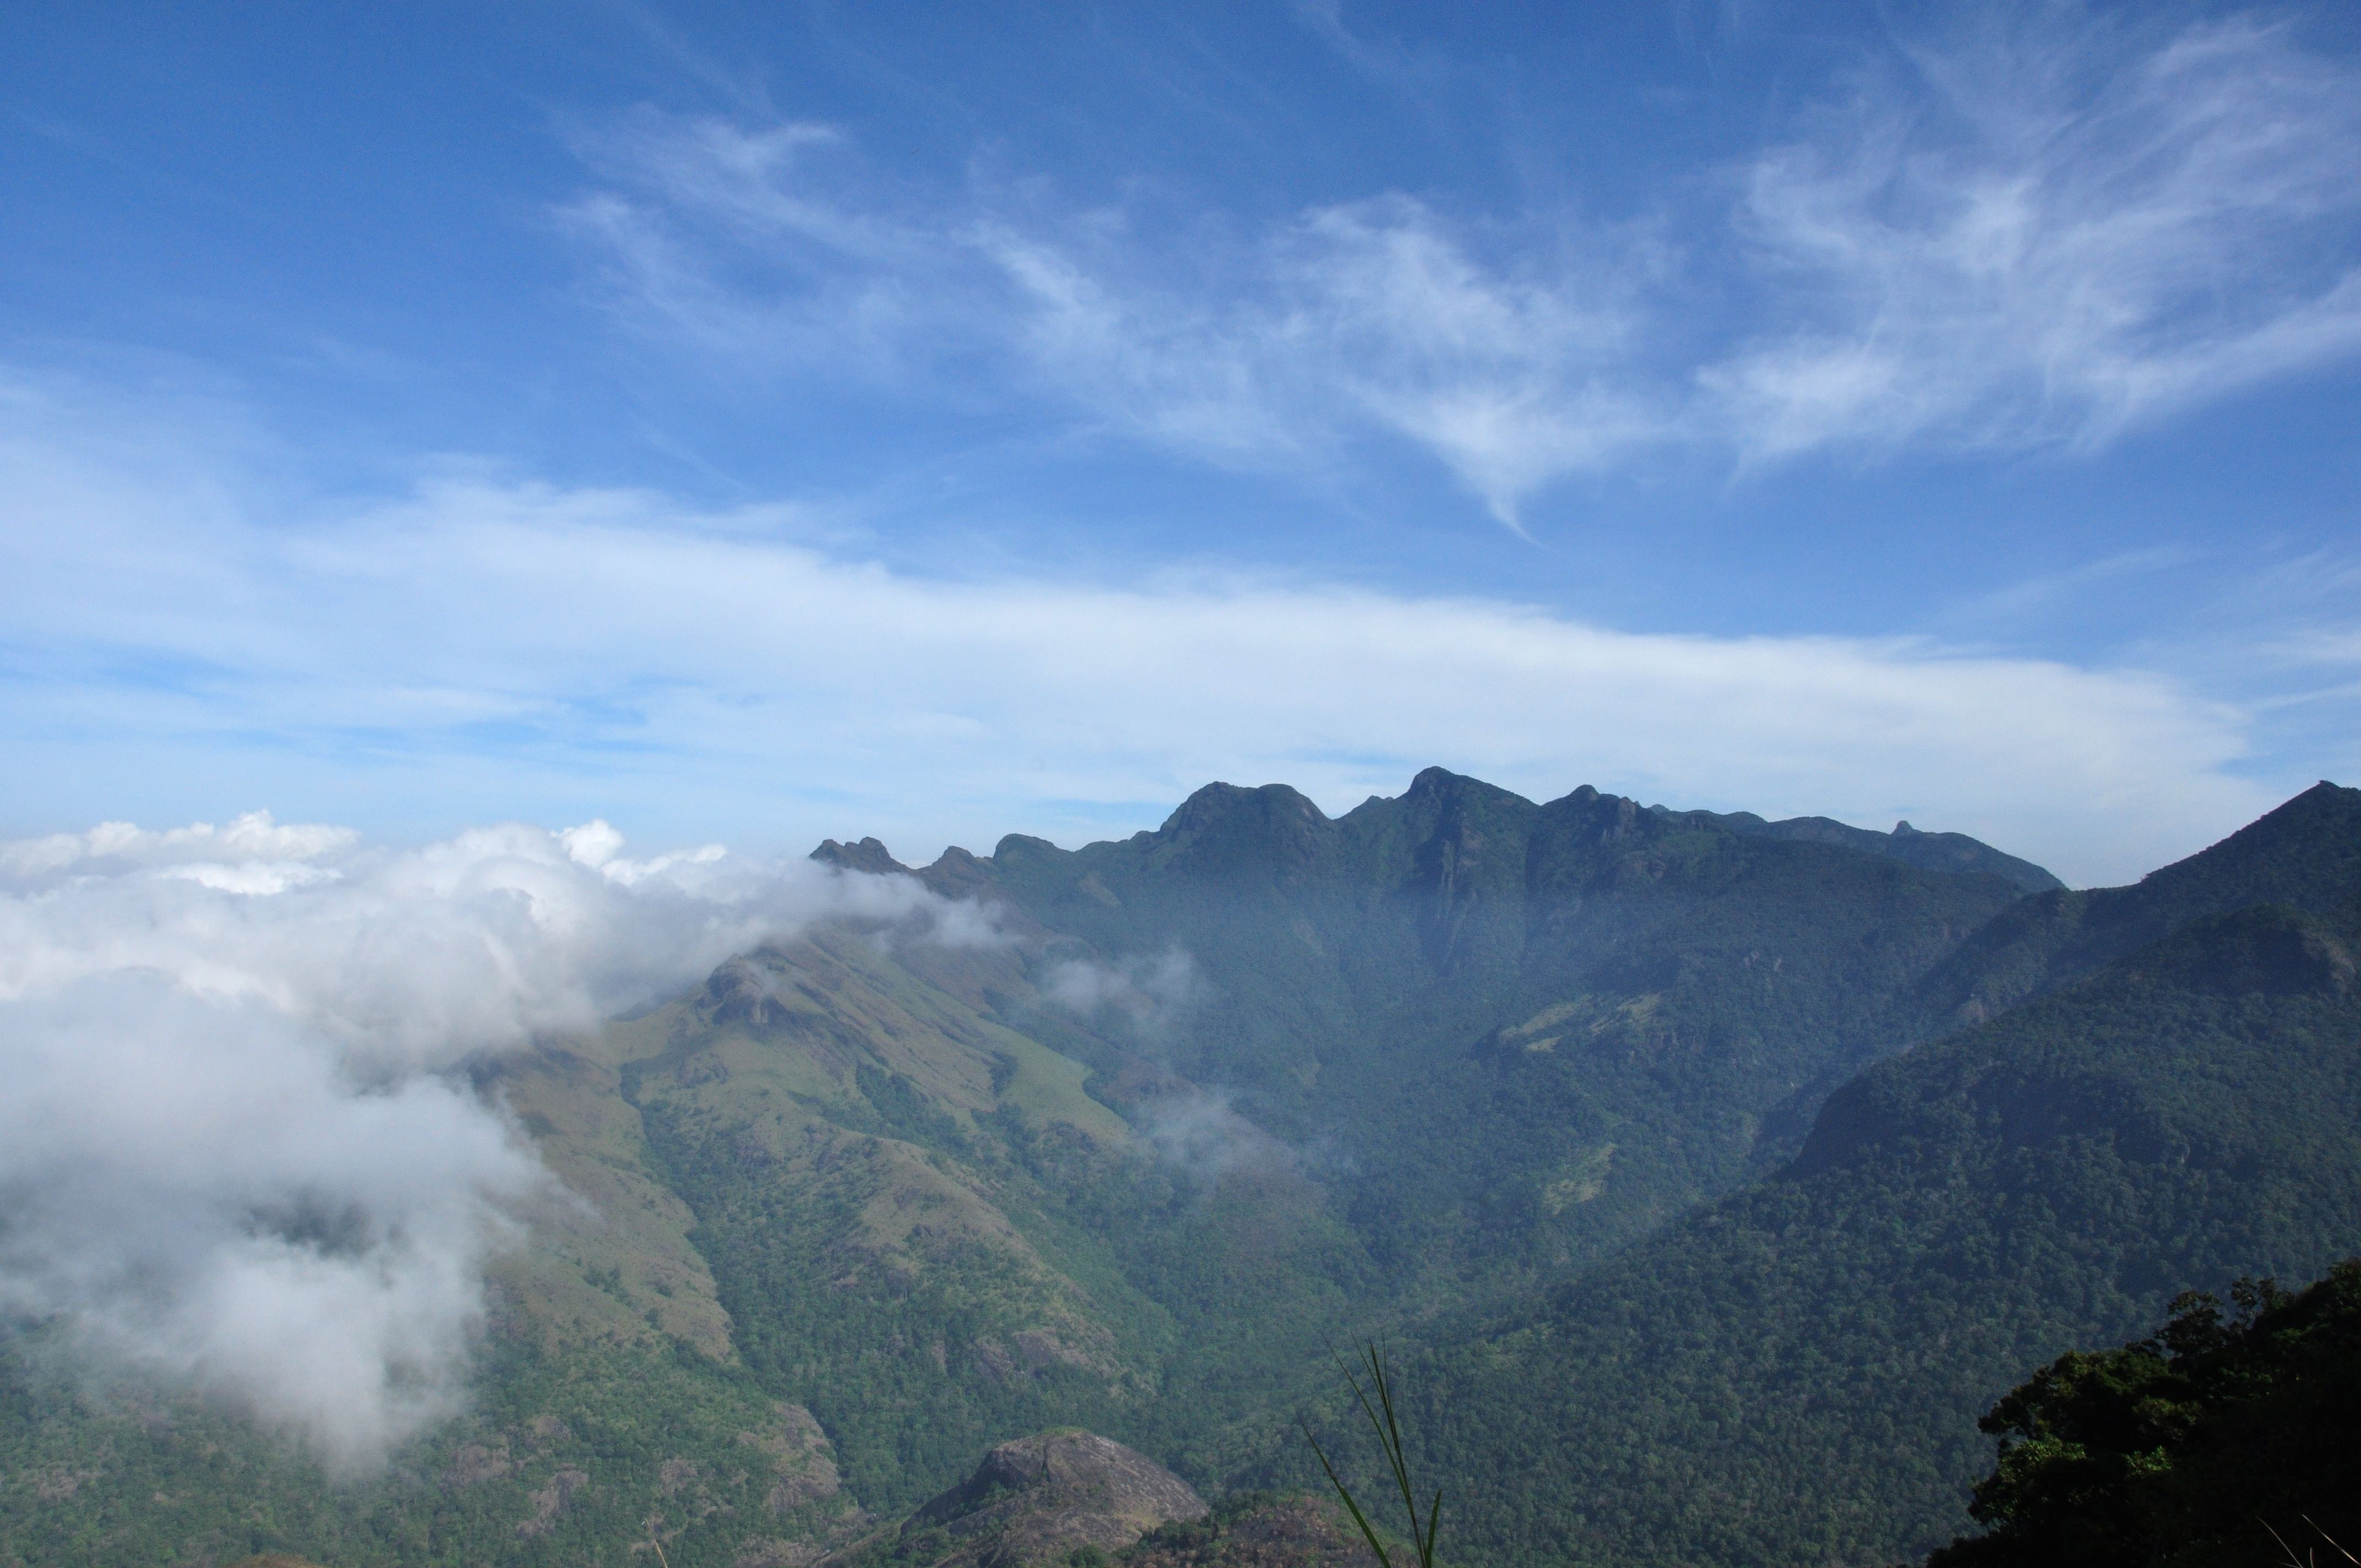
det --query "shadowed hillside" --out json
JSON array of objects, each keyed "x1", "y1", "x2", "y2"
[{"x1": 1394, "y1": 788, "x2": 2361, "y2": 1568}]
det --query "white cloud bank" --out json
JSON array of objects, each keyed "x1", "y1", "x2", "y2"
[
  {"x1": 0, "y1": 376, "x2": 2276, "y2": 887},
  {"x1": 568, "y1": 12, "x2": 2361, "y2": 522},
  {"x1": 0, "y1": 808, "x2": 979, "y2": 1469}
]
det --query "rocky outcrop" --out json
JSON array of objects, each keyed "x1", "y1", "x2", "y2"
[
  {"x1": 1123, "y1": 1494, "x2": 1380, "y2": 1568},
  {"x1": 888, "y1": 1430, "x2": 1208, "y2": 1568},
  {"x1": 739, "y1": 1403, "x2": 844, "y2": 1513}
]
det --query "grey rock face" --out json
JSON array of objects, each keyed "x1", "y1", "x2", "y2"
[{"x1": 902, "y1": 1430, "x2": 1209, "y2": 1568}]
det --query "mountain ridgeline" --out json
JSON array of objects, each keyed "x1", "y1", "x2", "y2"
[
  {"x1": 4, "y1": 771, "x2": 2357, "y2": 1568},
  {"x1": 834, "y1": 770, "x2": 2047, "y2": 1283}
]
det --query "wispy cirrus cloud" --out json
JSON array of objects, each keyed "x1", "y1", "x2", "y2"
[
  {"x1": 1941, "y1": 546, "x2": 2207, "y2": 628},
  {"x1": 565, "y1": 115, "x2": 1667, "y2": 525},
  {"x1": 562, "y1": 9, "x2": 2361, "y2": 524},
  {"x1": 563, "y1": 116, "x2": 936, "y2": 371},
  {"x1": 971, "y1": 195, "x2": 1666, "y2": 525},
  {"x1": 1710, "y1": 13, "x2": 2361, "y2": 461}
]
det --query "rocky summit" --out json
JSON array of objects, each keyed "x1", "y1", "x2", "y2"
[{"x1": 836, "y1": 1430, "x2": 1209, "y2": 1568}]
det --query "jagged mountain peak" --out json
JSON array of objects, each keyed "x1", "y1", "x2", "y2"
[
  {"x1": 991, "y1": 831, "x2": 1066, "y2": 865},
  {"x1": 1396, "y1": 765, "x2": 1546, "y2": 832},
  {"x1": 824, "y1": 770, "x2": 2060, "y2": 901},
  {"x1": 1116, "y1": 780, "x2": 1335, "y2": 881},
  {"x1": 812, "y1": 836, "x2": 914, "y2": 876},
  {"x1": 1156, "y1": 779, "x2": 1328, "y2": 837},
  {"x1": 1540, "y1": 782, "x2": 1651, "y2": 842},
  {"x1": 1401, "y1": 763, "x2": 1511, "y2": 801}
]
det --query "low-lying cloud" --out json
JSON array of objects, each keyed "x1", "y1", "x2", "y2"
[
  {"x1": 1042, "y1": 948, "x2": 1203, "y2": 1039},
  {"x1": 1134, "y1": 1088, "x2": 1299, "y2": 1186},
  {"x1": 1, "y1": 977, "x2": 539, "y2": 1471},
  {"x1": 1040, "y1": 956, "x2": 1303, "y2": 1186},
  {"x1": 0, "y1": 814, "x2": 978, "y2": 1469}
]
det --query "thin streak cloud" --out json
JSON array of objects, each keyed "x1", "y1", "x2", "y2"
[
  {"x1": 1711, "y1": 13, "x2": 2361, "y2": 461},
  {"x1": 562, "y1": 10, "x2": 2361, "y2": 522}
]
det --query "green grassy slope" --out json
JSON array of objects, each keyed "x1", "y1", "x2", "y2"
[
  {"x1": 624, "y1": 925, "x2": 1180, "y2": 1512},
  {"x1": 615, "y1": 921, "x2": 1408, "y2": 1513},
  {"x1": 0, "y1": 1324, "x2": 861, "y2": 1568}
]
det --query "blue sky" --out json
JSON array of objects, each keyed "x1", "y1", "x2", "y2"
[{"x1": 4, "y1": 1, "x2": 2360, "y2": 884}]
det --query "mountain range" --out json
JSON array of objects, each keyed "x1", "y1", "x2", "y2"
[{"x1": 4, "y1": 771, "x2": 2356, "y2": 1568}]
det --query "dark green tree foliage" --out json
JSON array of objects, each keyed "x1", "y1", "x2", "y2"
[
  {"x1": 0, "y1": 1331, "x2": 834, "y2": 1568},
  {"x1": 1397, "y1": 889, "x2": 2361, "y2": 1568},
  {"x1": 1932, "y1": 1261, "x2": 2361, "y2": 1568}
]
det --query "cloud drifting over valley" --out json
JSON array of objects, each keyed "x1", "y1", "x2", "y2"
[
  {"x1": 0, "y1": 812, "x2": 976, "y2": 1468},
  {"x1": 1043, "y1": 949, "x2": 1203, "y2": 1039}
]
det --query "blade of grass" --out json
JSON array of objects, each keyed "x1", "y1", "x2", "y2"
[
  {"x1": 1357, "y1": 1343, "x2": 1435, "y2": 1568},
  {"x1": 2306, "y1": 1518, "x2": 2360, "y2": 1567},
  {"x1": 1305, "y1": 1341, "x2": 1443, "y2": 1568},
  {"x1": 1302, "y1": 1417, "x2": 1396, "y2": 1568},
  {"x1": 1367, "y1": 1347, "x2": 1421, "y2": 1554}
]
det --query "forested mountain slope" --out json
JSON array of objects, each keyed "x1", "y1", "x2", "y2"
[
  {"x1": 53, "y1": 777, "x2": 2361, "y2": 1568},
  {"x1": 877, "y1": 768, "x2": 2039, "y2": 1284},
  {"x1": 576, "y1": 769, "x2": 2054, "y2": 1521},
  {"x1": 3, "y1": 769, "x2": 2056, "y2": 1567},
  {"x1": 1393, "y1": 788, "x2": 2361, "y2": 1568}
]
